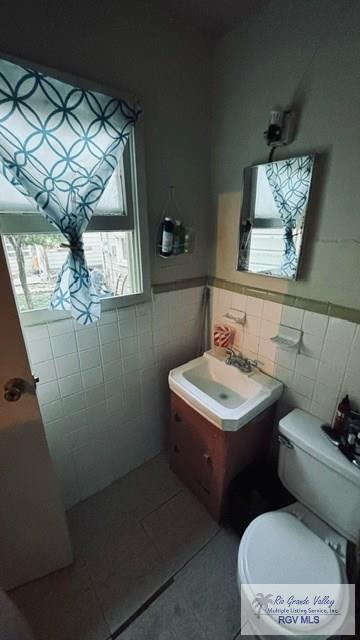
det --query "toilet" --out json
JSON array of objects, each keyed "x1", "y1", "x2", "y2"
[{"x1": 237, "y1": 409, "x2": 359, "y2": 637}]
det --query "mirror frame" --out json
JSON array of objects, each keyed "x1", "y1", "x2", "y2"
[{"x1": 236, "y1": 154, "x2": 316, "y2": 281}]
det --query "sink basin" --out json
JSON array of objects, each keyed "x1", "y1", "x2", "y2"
[{"x1": 168, "y1": 349, "x2": 283, "y2": 431}]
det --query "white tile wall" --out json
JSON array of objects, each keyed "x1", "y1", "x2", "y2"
[
  {"x1": 211, "y1": 287, "x2": 360, "y2": 426},
  {"x1": 23, "y1": 288, "x2": 203, "y2": 509}
]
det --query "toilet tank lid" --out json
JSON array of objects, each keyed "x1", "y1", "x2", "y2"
[{"x1": 279, "y1": 409, "x2": 360, "y2": 486}]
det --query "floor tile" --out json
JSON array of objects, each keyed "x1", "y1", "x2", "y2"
[
  {"x1": 142, "y1": 490, "x2": 220, "y2": 575},
  {"x1": 109, "y1": 453, "x2": 184, "y2": 521},
  {"x1": 9, "y1": 453, "x2": 241, "y2": 640},
  {"x1": 9, "y1": 563, "x2": 109, "y2": 640},
  {"x1": 92, "y1": 525, "x2": 168, "y2": 633},
  {"x1": 170, "y1": 528, "x2": 241, "y2": 640},
  {"x1": 118, "y1": 583, "x2": 209, "y2": 640}
]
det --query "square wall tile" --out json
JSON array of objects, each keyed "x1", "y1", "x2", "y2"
[
  {"x1": 300, "y1": 332, "x2": 324, "y2": 359},
  {"x1": 312, "y1": 381, "x2": 339, "y2": 408},
  {"x1": 283, "y1": 388, "x2": 311, "y2": 412},
  {"x1": 246, "y1": 296, "x2": 263, "y2": 318},
  {"x1": 310, "y1": 400, "x2": 335, "y2": 424},
  {"x1": 119, "y1": 321, "x2": 138, "y2": 339},
  {"x1": 326, "y1": 317, "x2": 356, "y2": 348},
  {"x1": 121, "y1": 336, "x2": 139, "y2": 358},
  {"x1": 136, "y1": 315, "x2": 152, "y2": 335},
  {"x1": 321, "y1": 336, "x2": 350, "y2": 367},
  {"x1": 79, "y1": 347, "x2": 101, "y2": 370},
  {"x1": 59, "y1": 373, "x2": 83, "y2": 398},
  {"x1": 259, "y1": 357, "x2": 276, "y2": 376},
  {"x1": 295, "y1": 354, "x2": 319, "y2": 380},
  {"x1": 41, "y1": 399, "x2": 63, "y2": 423},
  {"x1": 23, "y1": 323, "x2": 49, "y2": 341},
  {"x1": 51, "y1": 332, "x2": 77, "y2": 357},
  {"x1": 302, "y1": 311, "x2": 328, "y2": 338},
  {"x1": 123, "y1": 354, "x2": 141, "y2": 373},
  {"x1": 34, "y1": 359, "x2": 57, "y2": 384},
  {"x1": 138, "y1": 332, "x2": 153, "y2": 351},
  {"x1": 55, "y1": 353, "x2": 80, "y2": 379},
  {"x1": 99, "y1": 310, "x2": 117, "y2": 325},
  {"x1": 245, "y1": 315, "x2": 261, "y2": 337},
  {"x1": 118, "y1": 306, "x2": 136, "y2": 326},
  {"x1": 62, "y1": 392, "x2": 87, "y2": 416},
  {"x1": 103, "y1": 360, "x2": 122, "y2": 381},
  {"x1": 85, "y1": 384, "x2": 106, "y2": 407},
  {"x1": 258, "y1": 338, "x2": 277, "y2": 362},
  {"x1": 260, "y1": 319, "x2": 278, "y2": 340},
  {"x1": 274, "y1": 363, "x2": 293, "y2": 386},
  {"x1": 48, "y1": 319, "x2": 74, "y2": 336},
  {"x1": 231, "y1": 292, "x2": 246, "y2": 311},
  {"x1": 262, "y1": 300, "x2": 282, "y2": 324},
  {"x1": 76, "y1": 326, "x2": 99, "y2": 351},
  {"x1": 28, "y1": 337, "x2": 53, "y2": 364},
  {"x1": 82, "y1": 366, "x2": 103, "y2": 389},
  {"x1": 290, "y1": 372, "x2": 314, "y2": 399},
  {"x1": 36, "y1": 380, "x2": 60, "y2": 404},
  {"x1": 99, "y1": 323, "x2": 119, "y2": 345},
  {"x1": 101, "y1": 340, "x2": 121, "y2": 364},
  {"x1": 243, "y1": 332, "x2": 259, "y2": 354},
  {"x1": 105, "y1": 378, "x2": 124, "y2": 399},
  {"x1": 281, "y1": 305, "x2": 304, "y2": 330},
  {"x1": 317, "y1": 360, "x2": 345, "y2": 389}
]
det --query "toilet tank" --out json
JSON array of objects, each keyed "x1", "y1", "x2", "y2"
[{"x1": 278, "y1": 409, "x2": 360, "y2": 544}]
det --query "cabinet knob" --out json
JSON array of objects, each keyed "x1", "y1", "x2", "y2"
[
  {"x1": 174, "y1": 412, "x2": 181, "y2": 422},
  {"x1": 203, "y1": 452, "x2": 212, "y2": 463}
]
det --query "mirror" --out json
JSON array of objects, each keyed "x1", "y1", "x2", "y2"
[{"x1": 237, "y1": 155, "x2": 314, "y2": 280}]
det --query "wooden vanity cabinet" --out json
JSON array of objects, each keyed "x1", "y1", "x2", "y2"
[{"x1": 169, "y1": 391, "x2": 276, "y2": 522}]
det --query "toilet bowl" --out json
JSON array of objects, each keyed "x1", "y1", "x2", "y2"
[{"x1": 236, "y1": 409, "x2": 359, "y2": 638}]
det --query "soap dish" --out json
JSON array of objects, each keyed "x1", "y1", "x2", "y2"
[
  {"x1": 223, "y1": 308, "x2": 246, "y2": 325},
  {"x1": 271, "y1": 325, "x2": 302, "y2": 351}
]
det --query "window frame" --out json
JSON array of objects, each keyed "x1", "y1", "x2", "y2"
[{"x1": 0, "y1": 122, "x2": 151, "y2": 326}]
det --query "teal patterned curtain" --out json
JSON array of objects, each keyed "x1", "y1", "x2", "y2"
[
  {"x1": 265, "y1": 156, "x2": 313, "y2": 278},
  {"x1": 0, "y1": 58, "x2": 140, "y2": 324}
]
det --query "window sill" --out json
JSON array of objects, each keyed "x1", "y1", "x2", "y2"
[{"x1": 20, "y1": 290, "x2": 152, "y2": 327}]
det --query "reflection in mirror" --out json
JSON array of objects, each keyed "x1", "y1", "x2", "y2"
[{"x1": 237, "y1": 155, "x2": 314, "y2": 280}]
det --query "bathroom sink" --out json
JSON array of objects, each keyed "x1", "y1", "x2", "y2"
[{"x1": 168, "y1": 349, "x2": 283, "y2": 431}]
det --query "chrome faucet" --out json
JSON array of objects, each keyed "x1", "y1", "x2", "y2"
[{"x1": 225, "y1": 348, "x2": 257, "y2": 373}]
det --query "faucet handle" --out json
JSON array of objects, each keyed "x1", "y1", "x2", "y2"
[{"x1": 246, "y1": 358, "x2": 258, "y2": 367}]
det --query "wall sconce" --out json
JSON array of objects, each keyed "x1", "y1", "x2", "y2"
[{"x1": 264, "y1": 106, "x2": 295, "y2": 148}]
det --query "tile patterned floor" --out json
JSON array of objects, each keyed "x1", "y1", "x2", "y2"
[{"x1": 9, "y1": 453, "x2": 243, "y2": 640}]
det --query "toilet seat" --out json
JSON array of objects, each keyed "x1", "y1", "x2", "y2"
[
  {"x1": 238, "y1": 511, "x2": 350, "y2": 637},
  {"x1": 238, "y1": 511, "x2": 345, "y2": 585}
]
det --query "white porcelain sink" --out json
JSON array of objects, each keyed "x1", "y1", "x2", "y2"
[{"x1": 168, "y1": 349, "x2": 283, "y2": 431}]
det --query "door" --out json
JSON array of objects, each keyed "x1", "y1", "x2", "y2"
[{"x1": 0, "y1": 238, "x2": 72, "y2": 590}]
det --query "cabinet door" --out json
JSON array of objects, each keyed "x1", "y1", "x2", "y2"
[{"x1": 169, "y1": 393, "x2": 225, "y2": 518}]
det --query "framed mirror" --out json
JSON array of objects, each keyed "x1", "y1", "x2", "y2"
[{"x1": 237, "y1": 155, "x2": 315, "y2": 280}]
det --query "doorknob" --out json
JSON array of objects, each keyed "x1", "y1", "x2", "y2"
[{"x1": 4, "y1": 378, "x2": 26, "y2": 402}]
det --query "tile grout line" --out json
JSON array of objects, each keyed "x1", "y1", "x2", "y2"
[
  {"x1": 108, "y1": 525, "x2": 223, "y2": 639},
  {"x1": 138, "y1": 487, "x2": 185, "y2": 522},
  {"x1": 108, "y1": 488, "x2": 223, "y2": 639},
  {"x1": 109, "y1": 577, "x2": 175, "y2": 639}
]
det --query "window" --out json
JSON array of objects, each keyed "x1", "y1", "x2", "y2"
[{"x1": 0, "y1": 129, "x2": 150, "y2": 322}]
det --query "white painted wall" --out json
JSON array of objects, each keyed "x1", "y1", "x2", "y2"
[
  {"x1": 211, "y1": 287, "x2": 360, "y2": 425},
  {"x1": 23, "y1": 288, "x2": 203, "y2": 508},
  {"x1": 211, "y1": 0, "x2": 360, "y2": 309}
]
